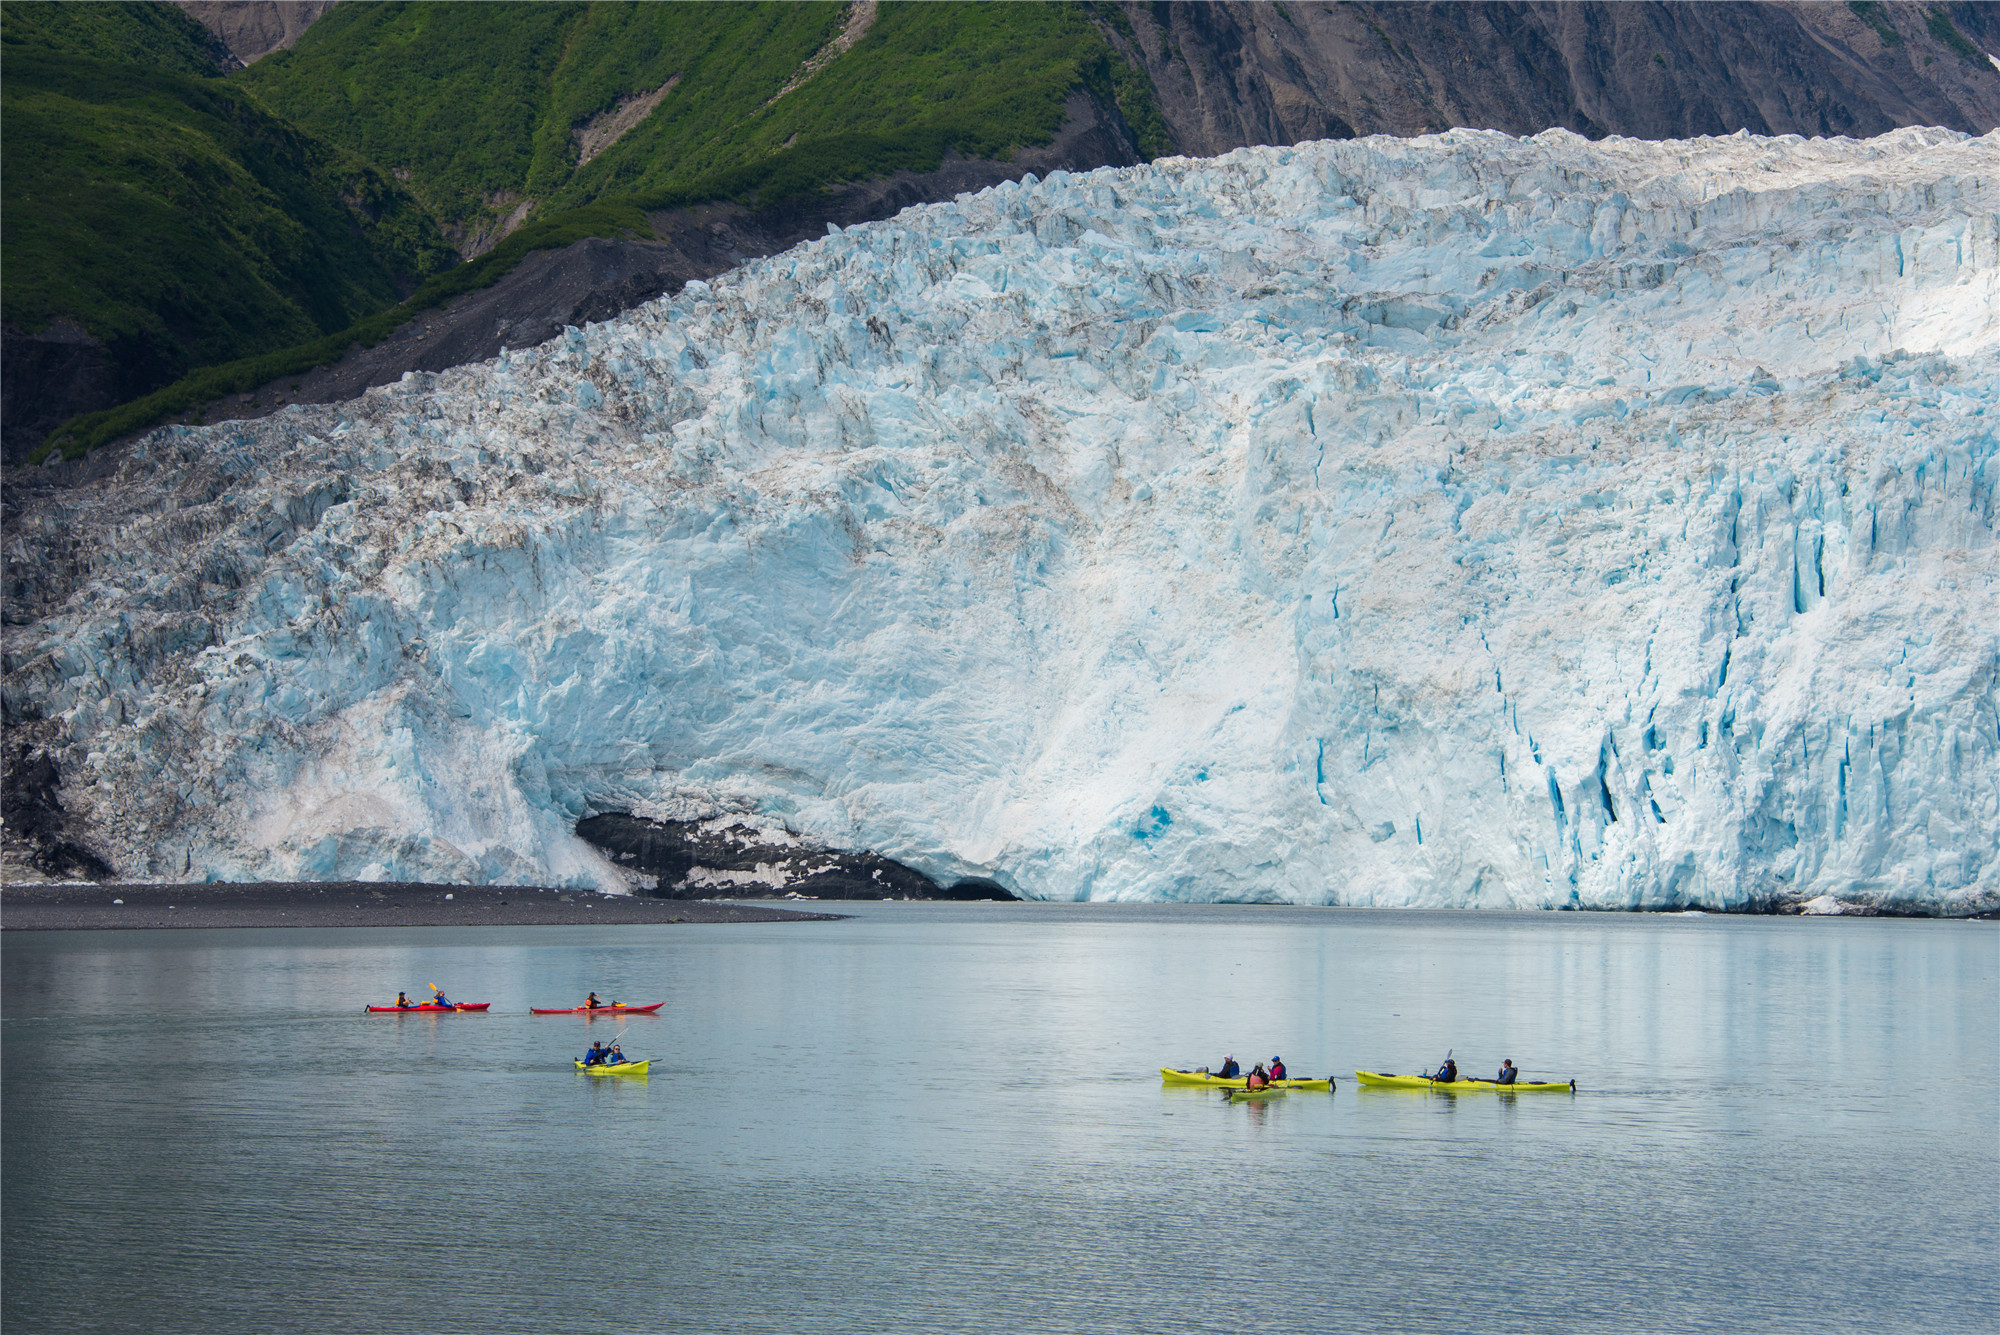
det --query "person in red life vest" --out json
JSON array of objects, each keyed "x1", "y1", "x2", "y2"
[
  {"x1": 1244, "y1": 1063, "x2": 1271, "y2": 1091},
  {"x1": 1269, "y1": 1056, "x2": 1288, "y2": 1081}
]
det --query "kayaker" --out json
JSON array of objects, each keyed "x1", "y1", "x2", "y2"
[
  {"x1": 582, "y1": 1042, "x2": 609, "y2": 1066},
  {"x1": 432, "y1": 989, "x2": 452, "y2": 1008},
  {"x1": 1216, "y1": 1055, "x2": 1241, "y2": 1079},
  {"x1": 1244, "y1": 1063, "x2": 1271, "y2": 1091},
  {"x1": 1269, "y1": 1056, "x2": 1288, "y2": 1081},
  {"x1": 1434, "y1": 1057, "x2": 1459, "y2": 1083},
  {"x1": 395, "y1": 992, "x2": 415, "y2": 1009},
  {"x1": 1496, "y1": 1060, "x2": 1517, "y2": 1086},
  {"x1": 585, "y1": 992, "x2": 602, "y2": 1010},
  {"x1": 605, "y1": 1044, "x2": 628, "y2": 1066}
]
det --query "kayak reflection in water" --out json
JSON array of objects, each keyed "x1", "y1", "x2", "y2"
[
  {"x1": 394, "y1": 992, "x2": 415, "y2": 1009},
  {"x1": 1244, "y1": 1063, "x2": 1271, "y2": 1091},
  {"x1": 1215, "y1": 1055, "x2": 1241, "y2": 1079},
  {"x1": 1496, "y1": 1060, "x2": 1517, "y2": 1085}
]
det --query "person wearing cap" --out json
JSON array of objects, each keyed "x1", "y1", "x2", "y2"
[
  {"x1": 394, "y1": 992, "x2": 415, "y2": 1009},
  {"x1": 581, "y1": 1042, "x2": 607, "y2": 1066},
  {"x1": 584, "y1": 992, "x2": 602, "y2": 1010},
  {"x1": 1244, "y1": 1063, "x2": 1271, "y2": 1091},
  {"x1": 1215, "y1": 1054, "x2": 1241, "y2": 1079},
  {"x1": 1495, "y1": 1059, "x2": 1517, "y2": 1085},
  {"x1": 1433, "y1": 1056, "x2": 1460, "y2": 1084},
  {"x1": 1269, "y1": 1056, "x2": 1288, "y2": 1081}
]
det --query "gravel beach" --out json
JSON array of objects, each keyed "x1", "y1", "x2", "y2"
[{"x1": 0, "y1": 882, "x2": 844, "y2": 931}]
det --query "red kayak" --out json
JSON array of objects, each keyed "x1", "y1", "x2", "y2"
[
  {"x1": 366, "y1": 1003, "x2": 491, "y2": 1013},
  {"x1": 529, "y1": 1002, "x2": 664, "y2": 1015}
]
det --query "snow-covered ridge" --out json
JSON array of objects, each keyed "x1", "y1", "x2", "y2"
[{"x1": 5, "y1": 127, "x2": 1996, "y2": 911}]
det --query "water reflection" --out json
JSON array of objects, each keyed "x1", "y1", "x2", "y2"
[{"x1": 4, "y1": 908, "x2": 1994, "y2": 1335}]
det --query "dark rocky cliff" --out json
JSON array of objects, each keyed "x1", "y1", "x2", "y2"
[{"x1": 1114, "y1": 1, "x2": 2000, "y2": 152}]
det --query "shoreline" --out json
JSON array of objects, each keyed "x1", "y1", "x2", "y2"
[{"x1": 0, "y1": 882, "x2": 844, "y2": 931}]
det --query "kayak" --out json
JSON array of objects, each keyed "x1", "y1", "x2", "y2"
[
  {"x1": 1229, "y1": 1087, "x2": 1286, "y2": 1103},
  {"x1": 1160, "y1": 1067, "x2": 1332, "y2": 1091},
  {"x1": 1355, "y1": 1069, "x2": 1574, "y2": 1093},
  {"x1": 574, "y1": 1059, "x2": 650, "y2": 1075},
  {"x1": 531, "y1": 1003, "x2": 664, "y2": 1015},
  {"x1": 366, "y1": 1003, "x2": 491, "y2": 1013}
]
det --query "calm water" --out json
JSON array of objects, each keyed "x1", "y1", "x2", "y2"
[{"x1": 3, "y1": 904, "x2": 1994, "y2": 1334}]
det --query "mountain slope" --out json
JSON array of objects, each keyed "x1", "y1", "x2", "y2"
[
  {"x1": 240, "y1": 2, "x2": 1168, "y2": 252},
  {"x1": 1114, "y1": 1, "x2": 2000, "y2": 152},
  {"x1": 0, "y1": 2, "x2": 452, "y2": 457},
  {"x1": 15, "y1": 2, "x2": 2000, "y2": 466},
  {"x1": 6, "y1": 128, "x2": 1994, "y2": 912}
]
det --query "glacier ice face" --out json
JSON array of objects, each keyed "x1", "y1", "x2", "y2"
[{"x1": 5, "y1": 126, "x2": 1997, "y2": 911}]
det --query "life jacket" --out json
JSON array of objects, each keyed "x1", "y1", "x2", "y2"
[
  {"x1": 1219, "y1": 1061, "x2": 1240, "y2": 1078},
  {"x1": 1270, "y1": 1062, "x2": 1287, "y2": 1081},
  {"x1": 1437, "y1": 1063, "x2": 1457, "y2": 1083},
  {"x1": 1246, "y1": 1071, "x2": 1268, "y2": 1090},
  {"x1": 1497, "y1": 1067, "x2": 1516, "y2": 1085}
]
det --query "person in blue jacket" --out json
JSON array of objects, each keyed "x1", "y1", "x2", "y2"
[
  {"x1": 1495, "y1": 1060, "x2": 1518, "y2": 1085},
  {"x1": 1215, "y1": 1055, "x2": 1241, "y2": 1079},
  {"x1": 1433, "y1": 1057, "x2": 1459, "y2": 1084},
  {"x1": 581, "y1": 1042, "x2": 607, "y2": 1066},
  {"x1": 605, "y1": 1044, "x2": 628, "y2": 1066}
]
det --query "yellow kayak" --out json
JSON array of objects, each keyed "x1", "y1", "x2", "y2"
[
  {"x1": 574, "y1": 1060, "x2": 650, "y2": 1075},
  {"x1": 1160, "y1": 1067, "x2": 1332, "y2": 1091},
  {"x1": 1229, "y1": 1087, "x2": 1286, "y2": 1103},
  {"x1": 1354, "y1": 1069, "x2": 1572, "y2": 1093}
]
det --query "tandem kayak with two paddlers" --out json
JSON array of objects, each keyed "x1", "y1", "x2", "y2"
[
  {"x1": 1355, "y1": 1069, "x2": 1574, "y2": 1093},
  {"x1": 574, "y1": 1059, "x2": 651, "y2": 1075},
  {"x1": 1160, "y1": 1067, "x2": 1334, "y2": 1091}
]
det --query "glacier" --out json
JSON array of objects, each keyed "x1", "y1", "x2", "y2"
[{"x1": 4, "y1": 126, "x2": 1997, "y2": 912}]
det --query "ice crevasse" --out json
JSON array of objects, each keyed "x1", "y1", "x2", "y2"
[{"x1": 5, "y1": 126, "x2": 1996, "y2": 912}]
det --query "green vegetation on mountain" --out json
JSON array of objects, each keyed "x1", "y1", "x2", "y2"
[
  {"x1": 31, "y1": 1, "x2": 1172, "y2": 461},
  {"x1": 1923, "y1": 7, "x2": 1985, "y2": 63},
  {"x1": 2, "y1": 3, "x2": 453, "y2": 401},
  {"x1": 245, "y1": 2, "x2": 1169, "y2": 237},
  {"x1": 1, "y1": 0, "x2": 232, "y2": 74}
]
